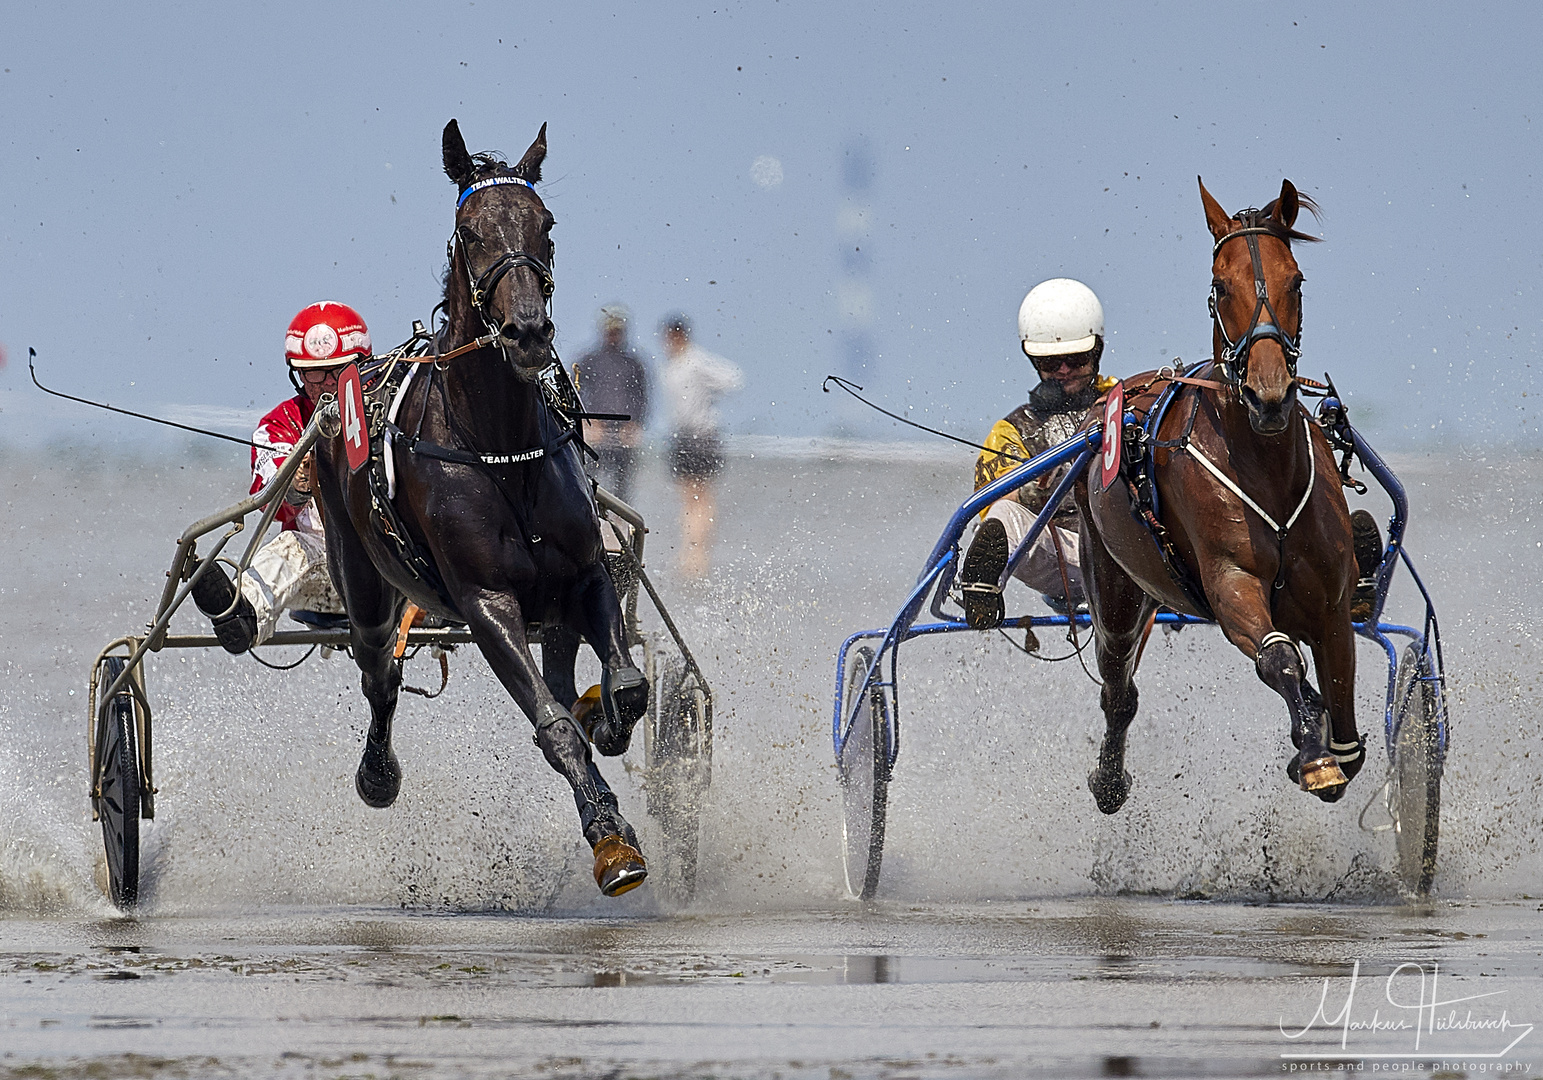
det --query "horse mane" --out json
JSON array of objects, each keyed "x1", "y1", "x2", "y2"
[
  {"x1": 469, "y1": 151, "x2": 540, "y2": 185},
  {"x1": 1239, "y1": 193, "x2": 1324, "y2": 246}
]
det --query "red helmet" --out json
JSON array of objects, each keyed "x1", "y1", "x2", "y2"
[{"x1": 284, "y1": 301, "x2": 372, "y2": 369}]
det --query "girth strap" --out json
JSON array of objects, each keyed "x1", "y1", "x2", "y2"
[{"x1": 388, "y1": 423, "x2": 576, "y2": 467}]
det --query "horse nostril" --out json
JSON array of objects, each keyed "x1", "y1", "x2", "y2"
[{"x1": 498, "y1": 318, "x2": 556, "y2": 347}]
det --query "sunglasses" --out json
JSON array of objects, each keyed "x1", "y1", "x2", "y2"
[
  {"x1": 299, "y1": 367, "x2": 344, "y2": 383},
  {"x1": 1030, "y1": 353, "x2": 1096, "y2": 375}
]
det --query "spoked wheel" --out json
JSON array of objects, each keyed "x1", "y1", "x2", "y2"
[
  {"x1": 1390, "y1": 643, "x2": 1445, "y2": 897},
  {"x1": 94, "y1": 656, "x2": 141, "y2": 910},
  {"x1": 644, "y1": 640, "x2": 713, "y2": 900},
  {"x1": 838, "y1": 645, "x2": 891, "y2": 900}
]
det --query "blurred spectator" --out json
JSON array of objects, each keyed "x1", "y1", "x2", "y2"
[
  {"x1": 572, "y1": 305, "x2": 649, "y2": 502},
  {"x1": 660, "y1": 313, "x2": 743, "y2": 579}
]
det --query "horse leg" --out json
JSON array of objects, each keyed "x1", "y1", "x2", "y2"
[
  {"x1": 1306, "y1": 618, "x2": 1363, "y2": 802},
  {"x1": 1078, "y1": 508, "x2": 1158, "y2": 815},
  {"x1": 540, "y1": 623, "x2": 581, "y2": 710},
  {"x1": 353, "y1": 616, "x2": 405, "y2": 808},
  {"x1": 1214, "y1": 586, "x2": 1348, "y2": 798},
  {"x1": 567, "y1": 562, "x2": 647, "y2": 757},
  {"x1": 462, "y1": 590, "x2": 647, "y2": 896},
  {"x1": 317, "y1": 493, "x2": 408, "y2": 809}
]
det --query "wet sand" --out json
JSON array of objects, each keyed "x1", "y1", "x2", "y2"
[{"x1": 3, "y1": 899, "x2": 1540, "y2": 1078}]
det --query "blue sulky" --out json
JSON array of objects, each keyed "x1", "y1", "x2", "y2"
[{"x1": 832, "y1": 397, "x2": 1449, "y2": 898}]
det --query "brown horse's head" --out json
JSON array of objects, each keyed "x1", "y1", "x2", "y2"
[
  {"x1": 443, "y1": 119, "x2": 555, "y2": 373},
  {"x1": 1200, "y1": 177, "x2": 1321, "y2": 436}
]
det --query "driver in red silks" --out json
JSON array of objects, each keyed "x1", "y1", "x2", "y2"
[{"x1": 190, "y1": 302, "x2": 367, "y2": 653}]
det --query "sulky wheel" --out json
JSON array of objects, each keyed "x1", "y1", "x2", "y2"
[
  {"x1": 95, "y1": 656, "x2": 141, "y2": 910},
  {"x1": 838, "y1": 645, "x2": 891, "y2": 900},
  {"x1": 644, "y1": 640, "x2": 712, "y2": 900},
  {"x1": 1390, "y1": 643, "x2": 1444, "y2": 897}
]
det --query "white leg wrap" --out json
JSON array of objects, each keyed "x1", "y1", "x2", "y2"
[
  {"x1": 1329, "y1": 738, "x2": 1364, "y2": 763},
  {"x1": 1257, "y1": 631, "x2": 1302, "y2": 667}
]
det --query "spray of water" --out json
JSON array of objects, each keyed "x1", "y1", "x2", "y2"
[{"x1": 1, "y1": 444, "x2": 1537, "y2": 915}]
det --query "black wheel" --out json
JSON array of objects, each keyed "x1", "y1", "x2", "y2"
[
  {"x1": 95, "y1": 656, "x2": 141, "y2": 910},
  {"x1": 838, "y1": 645, "x2": 891, "y2": 900},
  {"x1": 1390, "y1": 643, "x2": 1444, "y2": 897},
  {"x1": 645, "y1": 642, "x2": 712, "y2": 899}
]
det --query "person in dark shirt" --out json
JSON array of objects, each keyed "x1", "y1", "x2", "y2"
[{"x1": 573, "y1": 305, "x2": 649, "y2": 502}]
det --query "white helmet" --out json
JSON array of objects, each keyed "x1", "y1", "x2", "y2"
[{"x1": 1017, "y1": 278, "x2": 1104, "y2": 357}]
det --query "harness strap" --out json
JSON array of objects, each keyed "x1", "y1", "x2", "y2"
[
  {"x1": 1183, "y1": 413, "x2": 1315, "y2": 537},
  {"x1": 456, "y1": 174, "x2": 536, "y2": 207},
  {"x1": 388, "y1": 423, "x2": 575, "y2": 467}
]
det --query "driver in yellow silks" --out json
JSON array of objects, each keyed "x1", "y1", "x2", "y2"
[{"x1": 960, "y1": 279, "x2": 1118, "y2": 629}]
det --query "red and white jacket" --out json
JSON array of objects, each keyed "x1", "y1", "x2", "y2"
[{"x1": 250, "y1": 394, "x2": 323, "y2": 537}]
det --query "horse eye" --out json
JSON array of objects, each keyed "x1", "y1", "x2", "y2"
[{"x1": 460, "y1": 226, "x2": 483, "y2": 245}]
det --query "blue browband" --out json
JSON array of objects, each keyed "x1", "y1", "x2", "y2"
[{"x1": 456, "y1": 175, "x2": 536, "y2": 208}]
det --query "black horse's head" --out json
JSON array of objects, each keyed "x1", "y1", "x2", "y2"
[{"x1": 443, "y1": 119, "x2": 556, "y2": 373}]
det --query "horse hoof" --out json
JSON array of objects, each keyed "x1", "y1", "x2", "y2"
[
  {"x1": 593, "y1": 665, "x2": 648, "y2": 757},
  {"x1": 1088, "y1": 767, "x2": 1133, "y2": 815},
  {"x1": 355, "y1": 740, "x2": 401, "y2": 809},
  {"x1": 1297, "y1": 754, "x2": 1348, "y2": 798},
  {"x1": 607, "y1": 665, "x2": 648, "y2": 723},
  {"x1": 571, "y1": 684, "x2": 602, "y2": 736},
  {"x1": 593, "y1": 835, "x2": 647, "y2": 897}
]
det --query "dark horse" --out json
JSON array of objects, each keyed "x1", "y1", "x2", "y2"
[
  {"x1": 313, "y1": 120, "x2": 650, "y2": 896},
  {"x1": 1074, "y1": 178, "x2": 1365, "y2": 814}
]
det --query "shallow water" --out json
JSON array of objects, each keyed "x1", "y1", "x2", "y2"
[
  {"x1": 1, "y1": 439, "x2": 1540, "y2": 1074},
  {"x1": 2, "y1": 898, "x2": 1540, "y2": 1078}
]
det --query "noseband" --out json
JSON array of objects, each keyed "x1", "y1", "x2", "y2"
[
  {"x1": 448, "y1": 175, "x2": 555, "y2": 336},
  {"x1": 1208, "y1": 210, "x2": 1302, "y2": 386}
]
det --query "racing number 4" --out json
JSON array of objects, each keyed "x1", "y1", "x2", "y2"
[
  {"x1": 339, "y1": 363, "x2": 370, "y2": 473},
  {"x1": 344, "y1": 385, "x2": 362, "y2": 446}
]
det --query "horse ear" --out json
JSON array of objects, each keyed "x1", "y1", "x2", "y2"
[
  {"x1": 443, "y1": 119, "x2": 474, "y2": 189},
  {"x1": 514, "y1": 123, "x2": 547, "y2": 183},
  {"x1": 1199, "y1": 176, "x2": 1232, "y2": 241},
  {"x1": 1273, "y1": 178, "x2": 1301, "y2": 229}
]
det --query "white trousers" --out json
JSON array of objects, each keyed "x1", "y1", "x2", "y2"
[
  {"x1": 237, "y1": 530, "x2": 345, "y2": 645},
  {"x1": 983, "y1": 499, "x2": 1085, "y2": 602}
]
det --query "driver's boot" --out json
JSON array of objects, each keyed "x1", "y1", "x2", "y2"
[
  {"x1": 1349, "y1": 510, "x2": 1383, "y2": 623},
  {"x1": 190, "y1": 559, "x2": 258, "y2": 655},
  {"x1": 960, "y1": 518, "x2": 1008, "y2": 630}
]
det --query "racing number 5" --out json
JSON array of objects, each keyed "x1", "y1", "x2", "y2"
[{"x1": 1100, "y1": 381, "x2": 1124, "y2": 492}]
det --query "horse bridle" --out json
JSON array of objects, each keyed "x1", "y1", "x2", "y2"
[
  {"x1": 1208, "y1": 210, "x2": 1303, "y2": 386},
  {"x1": 447, "y1": 174, "x2": 556, "y2": 338}
]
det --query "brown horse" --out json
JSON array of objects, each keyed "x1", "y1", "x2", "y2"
[{"x1": 1073, "y1": 178, "x2": 1365, "y2": 815}]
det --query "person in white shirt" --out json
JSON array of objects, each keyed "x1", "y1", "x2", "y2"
[{"x1": 659, "y1": 313, "x2": 743, "y2": 579}]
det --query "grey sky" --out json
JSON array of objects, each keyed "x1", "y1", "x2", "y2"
[{"x1": 3, "y1": 1, "x2": 1538, "y2": 448}]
